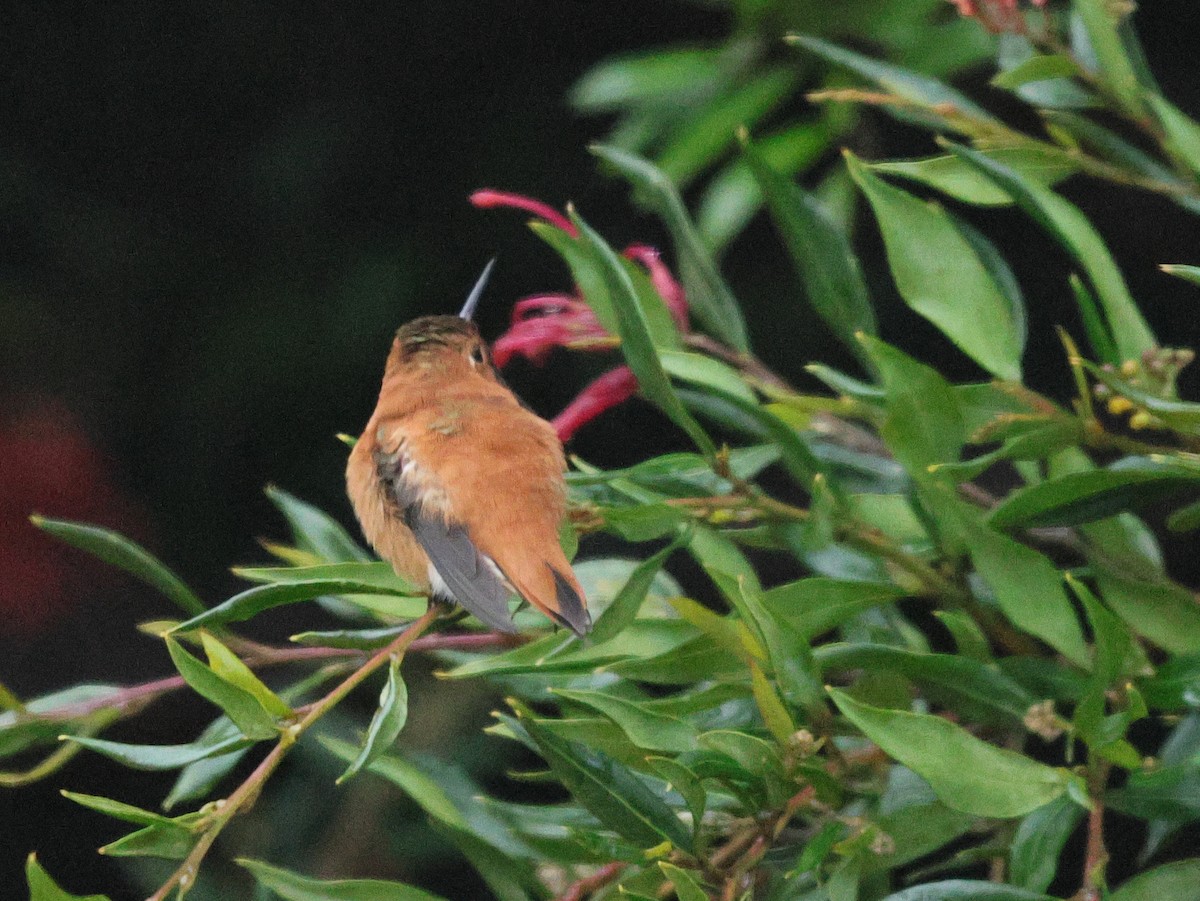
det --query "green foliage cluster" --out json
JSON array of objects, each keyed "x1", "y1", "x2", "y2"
[{"x1": 7, "y1": 2, "x2": 1200, "y2": 900}]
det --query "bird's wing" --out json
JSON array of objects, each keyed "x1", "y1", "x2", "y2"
[{"x1": 373, "y1": 430, "x2": 518, "y2": 633}]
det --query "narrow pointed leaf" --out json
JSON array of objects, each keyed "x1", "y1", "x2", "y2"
[
  {"x1": 960, "y1": 515, "x2": 1088, "y2": 666},
  {"x1": 512, "y1": 701, "x2": 692, "y2": 851},
  {"x1": 25, "y1": 854, "x2": 110, "y2": 901},
  {"x1": 64, "y1": 733, "x2": 249, "y2": 770},
  {"x1": 172, "y1": 569, "x2": 423, "y2": 633},
  {"x1": 1108, "y1": 859, "x2": 1200, "y2": 901},
  {"x1": 880, "y1": 882, "x2": 1057, "y2": 900},
  {"x1": 764, "y1": 578, "x2": 906, "y2": 640},
  {"x1": 743, "y1": 137, "x2": 875, "y2": 366},
  {"x1": 165, "y1": 638, "x2": 278, "y2": 739},
  {"x1": 1010, "y1": 796, "x2": 1085, "y2": 893},
  {"x1": 30, "y1": 517, "x2": 204, "y2": 616},
  {"x1": 200, "y1": 632, "x2": 292, "y2": 718},
  {"x1": 990, "y1": 459, "x2": 1200, "y2": 529},
  {"x1": 552, "y1": 689, "x2": 697, "y2": 753},
  {"x1": 239, "y1": 858, "x2": 450, "y2": 901},
  {"x1": 264, "y1": 485, "x2": 371, "y2": 562},
  {"x1": 338, "y1": 656, "x2": 409, "y2": 783},
  {"x1": 829, "y1": 689, "x2": 1072, "y2": 818},
  {"x1": 590, "y1": 533, "x2": 687, "y2": 643},
  {"x1": 787, "y1": 35, "x2": 997, "y2": 130},
  {"x1": 591, "y1": 144, "x2": 749, "y2": 351},
  {"x1": 571, "y1": 209, "x2": 714, "y2": 456},
  {"x1": 942, "y1": 141, "x2": 1155, "y2": 361},
  {"x1": 872, "y1": 147, "x2": 1076, "y2": 207},
  {"x1": 847, "y1": 153, "x2": 1023, "y2": 379}
]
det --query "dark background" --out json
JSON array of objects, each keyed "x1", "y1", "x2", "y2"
[{"x1": 2, "y1": 2, "x2": 1199, "y2": 898}]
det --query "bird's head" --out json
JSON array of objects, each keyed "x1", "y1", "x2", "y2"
[{"x1": 383, "y1": 259, "x2": 498, "y2": 381}]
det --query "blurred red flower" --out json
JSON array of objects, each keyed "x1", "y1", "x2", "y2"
[
  {"x1": 0, "y1": 398, "x2": 142, "y2": 636},
  {"x1": 947, "y1": 0, "x2": 1047, "y2": 33}
]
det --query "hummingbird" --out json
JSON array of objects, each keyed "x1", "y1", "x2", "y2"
[{"x1": 346, "y1": 260, "x2": 591, "y2": 636}]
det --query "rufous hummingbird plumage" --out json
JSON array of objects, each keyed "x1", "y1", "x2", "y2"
[{"x1": 346, "y1": 261, "x2": 591, "y2": 636}]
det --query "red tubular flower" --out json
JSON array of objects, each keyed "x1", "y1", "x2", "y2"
[
  {"x1": 472, "y1": 190, "x2": 692, "y2": 442},
  {"x1": 491, "y1": 294, "x2": 614, "y2": 368}
]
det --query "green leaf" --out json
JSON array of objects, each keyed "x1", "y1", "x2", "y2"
[
  {"x1": 321, "y1": 737, "x2": 467, "y2": 829},
  {"x1": 749, "y1": 660, "x2": 797, "y2": 744},
  {"x1": 430, "y1": 821, "x2": 538, "y2": 901},
  {"x1": 239, "y1": 858, "x2": 449, "y2": 901},
  {"x1": 1070, "y1": 272, "x2": 1120, "y2": 364},
  {"x1": 870, "y1": 800, "x2": 979, "y2": 873},
  {"x1": 787, "y1": 35, "x2": 997, "y2": 130},
  {"x1": 264, "y1": 485, "x2": 371, "y2": 562},
  {"x1": 590, "y1": 535, "x2": 687, "y2": 644},
  {"x1": 656, "y1": 68, "x2": 797, "y2": 188},
  {"x1": 163, "y1": 716, "x2": 249, "y2": 809},
  {"x1": 165, "y1": 637, "x2": 279, "y2": 739},
  {"x1": 30, "y1": 517, "x2": 204, "y2": 616},
  {"x1": 200, "y1": 632, "x2": 292, "y2": 718},
  {"x1": 571, "y1": 208, "x2": 715, "y2": 456},
  {"x1": 829, "y1": 688, "x2": 1072, "y2": 818},
  {"x1": 61, "y1": 791, "x2": 179, "y2": 828},
  {"x1": 709, "y1": 566, "x2": 823, "y2": 712},
  {"x1": 698, "y1": 389, "x2": 827, "y2": 493},
  {"x1": 990, "y1": 459, "x2": 1200, "y2": 529},
  {"x1": 846, "y1": 153, "x2": 1023, "y2": 380},
  {"x1": 172, "y1": 566, "x2": 424, "y2": 632},
  {"x1": 764, "y1": 578, "x2": 906, "y2": 641},
  {"x1": 512, "y1": 701, "x2": 692, "y2": 851},
  {"x1": 64, "y1": 733, "x2": 249, "y2": 770},
  {"x1": 942, "y1": 141, "x2": 1156, "y2": 361},
  {"x1": 25, "y1": 854, "x2": 110, "y2": 901},
  {"x1": 1148, "y1": 94, "x2": 1200, "y2": 178},
  {"x1": 647, "y1": 757, "x2": 706, "y2": 831},
  {"x1": 290, "y1": 625, "x2": 409, "y2": 649},
  {"x1": 553, "y1": 689, "x2": 697, "y2": 754},
  {"x1": 1141, "y1": 654, "x2": 1200, "y2": 711},
  {"x1": 591, "y1": 144, "x2": 749, "y2": 351},
  {"x1": 872, "y1": 147, "x2": 1077, "y2": 207},
  {"x1": 99, "y1": 822, "x2": 195, "y2": 859},
  {"x1": 816, "y1": 644, "x2": 1034, "y2": 724},
  {"x1": 698, "y1": 120, "x2": 832, "y2": 252},
  {"x1": 1095, "y1": 571, "x2": 1200, "y2": 655},
  {"x1": 992, "y1": 53, "x2": 1082, "y2": 89},
  {"x1": 698, "y1": 730, "x2": 787, "y2": 785},
  {"x1": 959, "y1": 514, "x2": 1089, "y2": 666},
  {"x1": 530, "y1": 221, "x2": 619, "y2": 336},
  {"x1": 743, "y1": 136, "x2": 875, "y2": 366},
  {"x1": 880, "y1": 882, "x2": 1057, "y2": 901},
  {"x1": 1108, "y1": 859, "x2": 1200, "y2": 901},
  {"x1": 570, "y1": 46, "x2": 721, "y2": 112},
  {"x1": 860, "y1": 335, "x2": 964, "y2": 474},
  {"x1": 337, "y1": 655, "x2": 409, "y2": 784},
  {"x1": 1072, "y1": 0, "x2": 1146, "y2": 118},
  {"x1": 1010, "y1": 796, "x2": 1084, "y2": 893},
  {"x1": 659, "y1": 350, "x2": 755, "y2": 403},
  {"x1": 658, "y1": 863, "x2": 708, "y2": 901},
  {"x1": 1161, "y1": 264, "x2": 1200, "y2": 288}
]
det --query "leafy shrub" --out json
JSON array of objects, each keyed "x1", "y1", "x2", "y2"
[{"x1": 8, "y1": 2, "x2": 1200, "y2": 900}]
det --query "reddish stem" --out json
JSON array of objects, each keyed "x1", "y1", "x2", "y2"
[{"x1": 555, "y1": 862, "x2": 626, "y2": 901}]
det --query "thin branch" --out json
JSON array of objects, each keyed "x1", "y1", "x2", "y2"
[
  {"x1": 555, "y1": 862, "x2": 626, "y2": 901},
  {"x1": 146, "y1": 604, "x2": 443, "y2": 901}
]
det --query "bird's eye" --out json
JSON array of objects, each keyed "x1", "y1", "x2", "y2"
[{"x1": 469, "y1": 345, "x2": 486, "y2": 365}]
